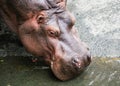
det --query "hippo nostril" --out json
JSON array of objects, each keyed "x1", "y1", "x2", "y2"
[
  {"x1": 86, "y1": 54, "x2": 91, "y2": 64},
  {"x1": 72, "y1": 58, "x2": 79, "y2": 64},
  {"x1": 72, "y1": 58, "x2": 81, "y2": 68},
  {"x1": 87, "y1": 47, "x2": 90, "y2": 50}
]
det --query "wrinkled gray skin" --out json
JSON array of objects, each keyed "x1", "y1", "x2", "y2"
[{"x1": 0, "y1": 0, "x2": 91, "y2": 81}]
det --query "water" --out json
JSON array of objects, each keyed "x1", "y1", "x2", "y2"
[{"x1": 0, "y1": 57, "x2": 120, "y2": 86}]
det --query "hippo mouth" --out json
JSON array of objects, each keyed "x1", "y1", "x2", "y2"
[{"x1": 50, "y1": 57, "x2": 85, "y2": 81}]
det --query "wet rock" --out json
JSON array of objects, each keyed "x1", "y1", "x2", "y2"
[{"x1": 0, "y1": 18, "x2": 32, "y2": 57}]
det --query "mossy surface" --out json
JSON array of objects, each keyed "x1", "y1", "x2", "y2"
[{"x1": 0, "y1": 57, "x2": 120, "y2": 86}]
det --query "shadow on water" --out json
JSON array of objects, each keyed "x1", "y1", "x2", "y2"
[{"x1": 0, "y1": 57, "x2": 120, "y2": 86}]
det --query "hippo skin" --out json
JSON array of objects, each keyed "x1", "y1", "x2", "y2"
[{"x1": 0, "y1": 0, "x2": 91, "y2": 81}]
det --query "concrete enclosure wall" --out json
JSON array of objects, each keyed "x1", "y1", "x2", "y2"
[{"x1": 67, "y1": 0, "x2": 120, "y2": 57}]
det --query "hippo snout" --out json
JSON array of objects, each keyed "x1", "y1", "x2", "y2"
[
  {"x1": 50, "y1": 47, "x2": 91, "y2": 81},
  {"x1": 71, "y1": 53, "x2": 91, "y2": 70}
]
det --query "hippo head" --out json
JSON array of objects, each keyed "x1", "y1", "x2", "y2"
[{"x1": 1, "y1": 0, "x2": 91, "y2": 81}]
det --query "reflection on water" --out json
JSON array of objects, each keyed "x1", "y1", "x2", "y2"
[{"x1": 0, "y1": 57, "x2": 120, "y2": 86}]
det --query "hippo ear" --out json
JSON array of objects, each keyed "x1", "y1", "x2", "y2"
[
  {"x1": 48, "y1": 0, "x2": 67, "y2": 8},
  {"x1": 64, "y1": 0, "x2": 67, "y2": 5},
  {"x1": 63, "y1": 0, "x2": 67, "y2": 6},
  {"x1": 57, "y1": 0, "x2": 67, "y2": 8}
]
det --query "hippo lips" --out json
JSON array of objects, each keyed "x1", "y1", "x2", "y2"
[{"x1": 50, "y1": 57, "x2": 84, "y2": 81}]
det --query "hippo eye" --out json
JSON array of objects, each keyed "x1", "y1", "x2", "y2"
[
  {"x1": 37, "y1": 15, "x2": 45, "y2": 24},
  {"x1": 47, "y1": 30, "x2": 58, "y2": 38}
]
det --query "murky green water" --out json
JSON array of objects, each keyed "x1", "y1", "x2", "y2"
[{"x1": 0, "y1": 57, "x2": 120, "y2": 86}]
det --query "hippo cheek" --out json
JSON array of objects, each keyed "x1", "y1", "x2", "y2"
[{"x1": 50, "y1": 58, "x2": 84, "y2": 81}]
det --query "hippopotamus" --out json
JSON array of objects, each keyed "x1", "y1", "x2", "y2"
[{"x1": 0, "y1": 0, "x2": 91, "y2": 81}]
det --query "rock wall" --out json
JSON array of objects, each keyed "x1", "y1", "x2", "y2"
[
  {"x1": 67, "y1": 0, "x2": 120, "y2": 57},
  {"x1": 0, "y1": 18, "x2": 32, "y2": 57},
  {"x1": 0, "y1": 0, "x2": 120, "y2": 57}
]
